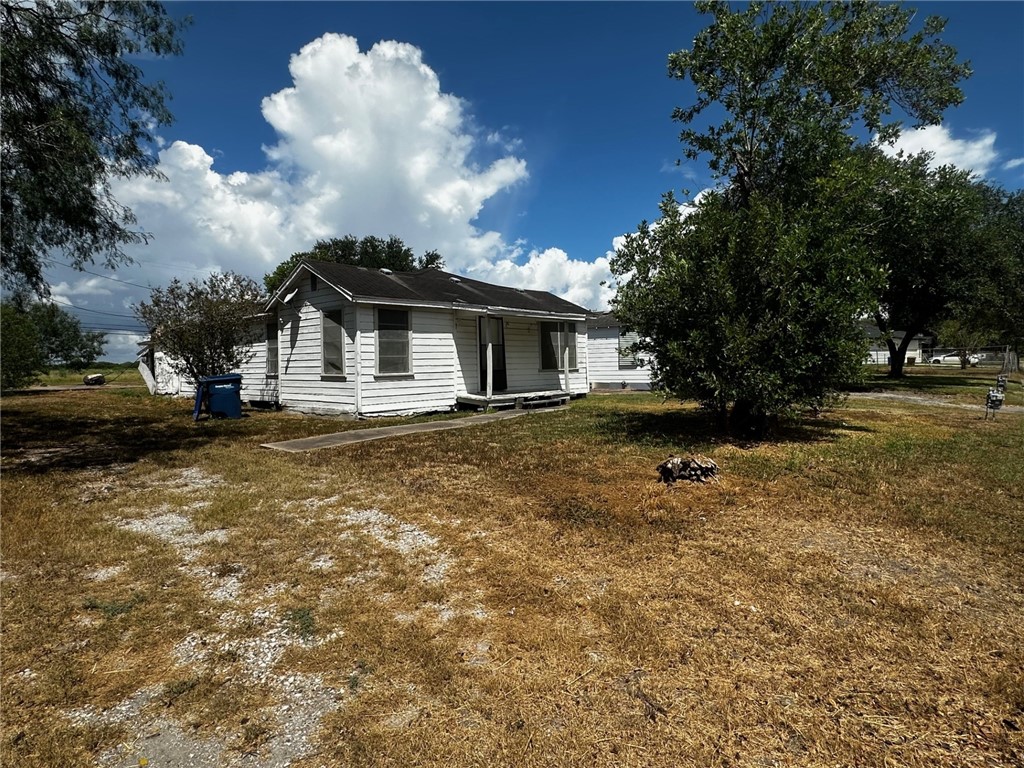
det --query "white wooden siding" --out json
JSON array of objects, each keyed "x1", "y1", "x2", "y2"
[
  {"x1": 153, "y1": 352, "x2": 196, "y2": 397},
  {"x1": 357, "y1": 305, "x2": 459, "y2": 415},
  {"x1": 236, "y1": 320, "x2": 279, "y2": 402},
  {"x1": 588, "y1": 327, "x2": 652, "y2": 389},
  {"x1": 272, "y1": 280, "x2": 357, "y2": 414}
]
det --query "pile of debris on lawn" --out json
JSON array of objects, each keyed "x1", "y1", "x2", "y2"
[{"x1": 656, "y1": 455, "x2": 719, "y2": 485}]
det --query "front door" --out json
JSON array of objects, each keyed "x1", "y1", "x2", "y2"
[{"x1": 478, "y1": 316, "x2": 507, "y2": 392}]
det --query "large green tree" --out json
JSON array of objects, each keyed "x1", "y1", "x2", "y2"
[
  {"x1": 1, "y1": 0, "x2": 188, "y2": 296},
  {"x1": 134, "y1": 272, "x2": 265, "y2": 386},
  {"x1": 27, "y1": 301, "x2": 106, "y2": 369},
  {"x1": 611, "y1": 0, "x2": 970, "y2": 433},
  {"x1": 862, "y1": 154, "x2": 1020, "y2": 376},
  {"x1": 0, "y1": 302, "x2": 45, "y2": 389},
  {"x1": 951, "y1": 187, "x2": 1024, "y2": 358},
  {"x1": 264, "y1": 235, "x2": 444, "y2": 294}
]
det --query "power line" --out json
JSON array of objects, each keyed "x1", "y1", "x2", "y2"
[
  {"x1": 128, "y1": 256, "x2": 210, "y2": 275},
  {"x1": 49, "y1": 297, "x2": 139, "y2": 319},
  {"x1": 78, "y1": 321, "x2": 147, "y2": 329},
  {"x1": 48, "y1": 260, "x2": 155, "y2": 290},
  {"x1": 82, "y1": 329, "x2": 148, "y2": 337},
  {"x1": 77, "y1": 320, "x2": 145, "y2": 328},
  {"x1": 80, "y1": 327, "x2": 148, "y2": 333}
]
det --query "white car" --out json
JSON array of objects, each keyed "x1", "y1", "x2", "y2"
[{"x1": 930, "y1": 353, "x2": 980, "y2": 367}]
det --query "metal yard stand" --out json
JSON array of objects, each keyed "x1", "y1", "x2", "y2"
[{"x1": 985, "y1": 389, "x2": 1005, "y2": 420}]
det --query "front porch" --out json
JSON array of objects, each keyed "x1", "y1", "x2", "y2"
[
  {"x1": 452, "y1": 309, "x2": 589, "y2": 409},
  {"x1": 456, "y1": 388, "x2": 573, "y2": 411}
]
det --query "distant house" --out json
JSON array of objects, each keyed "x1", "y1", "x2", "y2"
[
  {"x1": 221, "y1": 260, "x2": 592, "y2": 416},
  {"x1": 862, "y1": 322, "x2": 932, "y2": 365},
  {"x1": 137, "y1": 341, "x2": 195, "y2": 398},
  {"x1": 587, "y1": 312, "x2": 653, "y2": 390}
]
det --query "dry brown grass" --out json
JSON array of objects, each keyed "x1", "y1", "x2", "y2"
[{"x1": 1, "y1": 389, "x2": 1022, "y2": 767}]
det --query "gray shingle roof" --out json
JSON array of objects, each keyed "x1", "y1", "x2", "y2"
[
  {"x1": 588, "y1": 311, "x2": 620, "y2": 329},
  {"x1": 296, "y1": 260, "x2": 589, "y2": 316}
]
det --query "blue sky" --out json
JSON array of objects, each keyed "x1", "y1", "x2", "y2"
[{"x1": 42, "y1": 1, "x2": 1024, "y2": 360}]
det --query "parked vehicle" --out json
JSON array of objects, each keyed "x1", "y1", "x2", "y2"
[{"x1": 929, "y1": 353, "x2": 980, "y2": 367}]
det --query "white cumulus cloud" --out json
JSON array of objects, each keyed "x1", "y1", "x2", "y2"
[
  {"x1": 879, "y1": 125, "x2": 999, "y2": 177},
  {"x1": 473, "y1": 248, "x2": 615, "y2": 311},
  {"x1": 115, "y1": 33, "x2": 540, "y2": 280}
]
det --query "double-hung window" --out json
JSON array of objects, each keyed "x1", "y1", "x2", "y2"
[
  {"x1": 376, "y1": 308, "x2": 411, "y2": 375},
  {"x1": 540, "y1": 321, "x2": 577, "y2": 371},
  {"x1": 618, "y1": 330, "x2": 640, "y2": 369},
  {"x1": 266, "y1": 321, "x2": 279, "y2": 376},
  {"x1": 322, "y1": 310, "x2": 345, "y2": 376}
]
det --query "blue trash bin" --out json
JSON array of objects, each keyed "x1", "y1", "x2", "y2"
[{"x1": 194, "y1": 374, "x2": 243, "y2": 420}]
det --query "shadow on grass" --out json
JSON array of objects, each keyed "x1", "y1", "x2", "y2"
[
  {"x1": 590, "y1": 406, "x2": 872, "y2": 451},
  {"x1": 0, "y1": 395, "x2": 239, "y2": 474},
  {"x1": 0, "y1": 390, "x2": 479, "y2": 474},
  {"x1": 848, "y1": 366, "x2": 1010, "y2": 394}
]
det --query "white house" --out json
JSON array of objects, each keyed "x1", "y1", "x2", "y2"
[
  {"x1": 587, "y1": 312, "x2": 653, "y2": 390},
  {"x1": 862, "y1": 322, "x2": 932, "y2": 365},
  {"x1": 229, "y1": 260, "x2": 591, "y2": 416}
]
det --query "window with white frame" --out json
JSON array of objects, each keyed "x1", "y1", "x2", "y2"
[
  {"x1": 266, "y1": 321, "x2": 279, "y2": 376},
  {"x1": 376, "y1": 308, "x2": 411, "y2": 374},
  {"x1": 322, "y1": 309, "x2": 345, "y2": 376},
  {"x1": 618, "y1": 330, "x2": 640, "y2": 369},
  {"x1": 540, "y1": 321, "x2": 577, "y2": 370}
]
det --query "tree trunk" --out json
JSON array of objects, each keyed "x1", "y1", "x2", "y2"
[
  {"x1": 884, "y1": 335, "x2": 905, "y2": 377},
  {"x1": 876, "y1": 313, "x2": 921, "y2": 378},
  {"x1": 889, "y1": 331, "x2": 919, "y2": 378},
  {"x1": 731, "y1": 398, "x2": 767, "y2": 439}
]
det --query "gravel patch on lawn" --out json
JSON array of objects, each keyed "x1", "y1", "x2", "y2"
[
  {"x1": 329, "y1": 507, "x2": 453, "y2": 584},
  {"x1": 63, "y1": 490, "x2": 484, "y2": 766}
]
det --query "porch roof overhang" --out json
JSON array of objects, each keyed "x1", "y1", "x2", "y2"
[
  {"x1": 329, "y1": 293, "x2": 587, "y2": 321},
  {"x1": 447, "y1": 303, "x2": 586, "y2": 322}
]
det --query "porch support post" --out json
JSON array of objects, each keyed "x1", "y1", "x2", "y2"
[
  {"x1": 353, "y1": 312, "x2": 362, "y2": 415},
  {"x1": 485, "y1": 315, "x2": 494, "y2": 399},
  {"x1": 563, "y1": 337, "x2": 571, "y2": 396}
]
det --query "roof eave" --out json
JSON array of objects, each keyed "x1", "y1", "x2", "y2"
[{"x1": 352, "y1": 294, "x2": 587, "y2": 320}]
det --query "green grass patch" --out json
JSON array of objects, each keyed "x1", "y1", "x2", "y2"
[
  {"x1": 282, "y1": 607, "x2": 316, "y2": 640},
  {"x1": 82, "y1": 594, "x2": 145, "y2": 619}
]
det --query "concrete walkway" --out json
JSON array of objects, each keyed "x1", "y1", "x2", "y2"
[{"x1": 261, "y1": 406, "x2": 567, "y2": 453}]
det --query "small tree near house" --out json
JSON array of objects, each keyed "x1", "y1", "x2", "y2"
[{"x1": 134, "y1": 272, "x2": 266, "y2": 387}]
